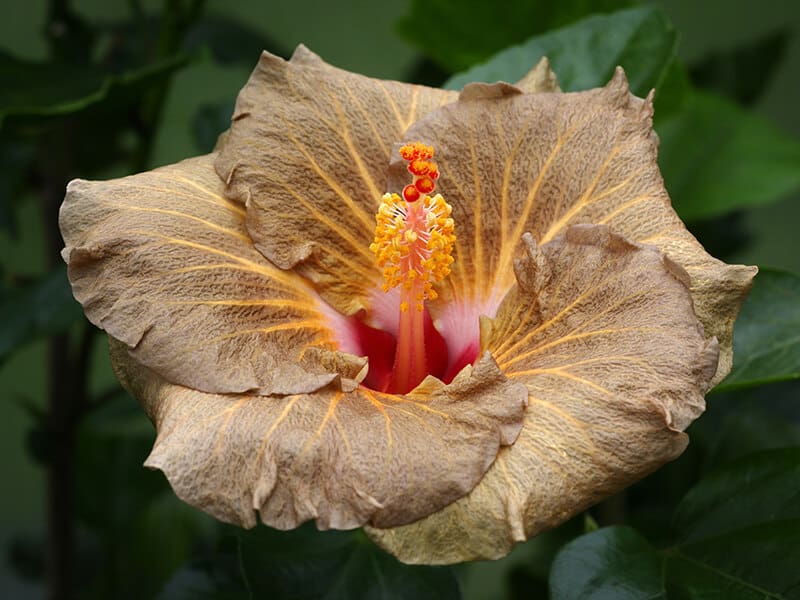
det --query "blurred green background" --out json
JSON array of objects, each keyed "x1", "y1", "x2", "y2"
[{"x1": 1, "y1": 0, "x2": 798, "y2": 598}]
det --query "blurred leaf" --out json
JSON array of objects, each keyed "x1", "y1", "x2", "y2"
[
  {"x1": 400, "y1": 0, "x2": 636, "y2": 73},
  {"x1": 239, "y1": 524, "x2": 461, "y2": 600},
  {"x1": 550, "y1": 527, "x2": 664, "y2": 599},
  {"x1": 690, "y1": 30, "x2": 791, "y2": 106},
  {"x1": 191, "y1": 100, "x2": 234, "y2": 153},
  {"x1": 183, "y1": 14, "x2": 285, "y2": 64},
  {"x1": 716, "y1": 269, "x2": 800, "y2": 391},
  {"x1": 445, "y1": 6, "x2": 677, "y2": 101},
  {"x1": 75, "y1": 392, "x2": 217, "y2": 599},
  {"x1": 0, "y1": 138, "x2": 34, "y2": 237},
  {"x1": 687, "y1": 210, "x2": 752, "y2": 261},
  {"x1": 156, "y1": 560, "x2": 248, "y2": 600},
  {"x1": 0, "y1": 266, "x2": 82, "y2": 365},
  {"x1": 658, "y1": 91, "x2": 800, "y2": 221},
  {"x1": 0, "y1": 50, "x2": 187, "y2": 132},
  {"x1": 550, "y1": 448, "x2": 800, "y2": 599}
]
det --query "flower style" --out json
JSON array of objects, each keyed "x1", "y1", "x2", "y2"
[{"x1": 59, "y1": 46, "x2": 756, "y2": 564}]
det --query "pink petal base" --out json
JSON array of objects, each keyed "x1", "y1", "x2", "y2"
[{"x1": 315, "y1": 289, "x2": 504, "y2": 393}]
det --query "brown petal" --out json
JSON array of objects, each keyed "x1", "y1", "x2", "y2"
[
  {"x1": 366, "y1": 225, "x2": 718, "y2": 563},
  {"x1": 514, "y1": 56, "x2": 561, "y2": 94},
  {"x1": 389, "y1": 68, "x2": 754, "y2": 384},
  {"x1": 214, "y1": 46, "x2": 458, "y2": 315},
  {"x1": 109, "y1": 337, "x2": 527, "y2": 530},
  {"x1": 60, "y1": 154, "x2": 364, "y2": 395}
]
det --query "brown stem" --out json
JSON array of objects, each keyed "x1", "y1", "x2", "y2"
[{"x1": 41, "y1": 126, "x2": 77, "y2": 600}]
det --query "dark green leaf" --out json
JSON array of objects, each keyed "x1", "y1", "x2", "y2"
[
  {"x1": 191, "y1": 100, "x2": 234, "y2": 153},
  {"x1": 550, "y1": 449, "x2": 800, "y2": 600},
  {"x1": 690, "y1": 30, "x2": 792, "y2": 106},
  {"x1": 658, "y1": 91, "x2": 800, "y2": 221},
  {"x1": 0, "y1": 50, "x2": 188, "y2": 131},
  {"x1": 445, "y1": 6, "x2": 677, "y2": 100},
  {"x1": 183, "y1": 15, "x2": 285, "y2": 65},
  {"x1": 239, "y1": 524, "x2": 461, "y2": 600},
  {"x1": 0, "y1": 266, "x2": 83, "y2": 364},
  {"x1": 0, "y1": 138, "x2": 34, "y2": 237},
  {"x1": 717, "y1": 269, "x2": 800, "y2": 391},
  {"x1": 673, "y1": 448, "x2": 800, "y2": 544},
  {"x1": 550, "y1": 527, "x2": 665, "y2": 600},
  {"x1": 400, "y1": 0, "x2": 636, "y2": 73}
]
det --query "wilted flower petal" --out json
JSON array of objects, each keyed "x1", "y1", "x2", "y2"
[
  {"x1": 366, "y1": 225, "x2": 719, "y2": 562},
  {"x1": 62, "y1": 153, "x2": 528, "y2": 529}
]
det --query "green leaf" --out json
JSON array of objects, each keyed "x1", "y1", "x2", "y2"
[
  {"x1": 400, "y1": 0, "x2": 636, "y2": 73},
  {"x1": 183, "y1": 15, "x2": 285, "y2": 65},
  {"x1": 550, "y1": 448, "x2": 800, "y2": 600},
  {"x1": 239, "y1": 525, "x2": 461, "y2": 600},
  {"x1": 717, "y1": 269, "x2": 800, "y2": 391},
  {"x1": 658, "y1": 91, "x2": 800, "y2": 221},
  {"x1": 550, "y1": 527, "x2": 665, "y2": 600},
  {"x1": 0, "y1": 50, "x2": 188, "y2": 131},
  {"x1": 690, "y1": 30, "x2": 791, "y2": 106},
  {"x1": 191, "y1": 100, "x2": 234, "y2": 153},
  {"x1": 445, "y1": 6, "x2": 677, "y2": 100},
  {"x1": 0, "y1": 266, "x2": 83, "y2": 365}
]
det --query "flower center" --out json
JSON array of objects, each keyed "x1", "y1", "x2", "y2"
[{"x1": 364, "y1": 143, "x2": 457, "y2": 394}]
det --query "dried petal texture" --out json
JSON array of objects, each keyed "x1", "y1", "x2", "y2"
[
  {"x1": 60, "y1": 154, "x2": 365, "y2": 396},
  {"x1": 388, "y1": 69, "x2": 754, "y2": 384},
  {"x1": 367, "y1": 225, "x2": 719, "y2": 563},
  {"x1": 214, "y1": 46, "x2": 458, "y2": 316},
  {"x1": 109, "y1": 338, "x2": 527, "y2": 530}
]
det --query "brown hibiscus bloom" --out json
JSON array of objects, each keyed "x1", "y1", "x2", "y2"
[{"x1": 59, "y1": 46, "x2": 756, "y2": 564}]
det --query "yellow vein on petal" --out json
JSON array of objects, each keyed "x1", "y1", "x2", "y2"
[
  {"x1": 499, "y1": 326, "x2": 672, "y2": 371},
  {"x1": 514, "y1": 437, "x2": 571, "y2": 478},
  {"x1": 378, "y1": 392, "x2": 451, "y2": 419},
  {"x1": 275, "y1": 180, "x2": 375, "y2": 261},
  {"x1": 153, "y1": 236, "x2": 312, "y2": 288},
  {"x1": 163, "y1": 299, "x2": 318, "y2": 314},
  {"x1": 509, "y1": 368, "x2": 613, "y2": 396},
  {"x1": 521, "y1": 354, "x2": 662, "y2": 379},
  {"x1": 468, "y1": 114, "x2": 485, "y2": 299},
  {"x1": 361, "y1": 389, "x2": 394, "y2": 465},
  {"x1": 277, "y1": 117, "x2": 376, "y2": 230},
  {"x1": 405, "y1": 86, "x2": 421, "y2": 130},
  {"x1": 178, "y1": 320, "x2": 327, "y2": 355},
  {"x1": 496, "y1": 115, "x2": 568, "y2": 277},
  {"x1": 491, "y1": 258, "x2": 616, "y2": 357},
  {"x1": 494, "y1": 272, "x2": 656, "y2": 360},
  {"x1": 213, "y1": 398, "x2": 248, "y2": 454},
  {"x1": 110, "y1": 204, "x2": 251, "y2": 242},
  {"x1": 376, "y1": 80, "x2": 406, "y2": 130},
  {"x1": 256, "y1": 396, "x2": 301, "y2": 459},
  {"x1": 292, "y1": 392, "x2": 344, "y2": 465},
  {"x1": 330, "y1": 409, "x2": 353, "y2": 458},
  {"x1": 315, "y1": 392, "x2": 343, "y2": 437},
  {"x1": 596, "y1": 193, "x2": 655, "y2": 226},
  {"x1": 341, "y1": 85, "x2": 391, "y2": 160},
  {"x1": 538, "y1": 146, "x2": 623, "y2": 246},
  {"x1": 156, "y1": 173, "x2": 247, "y2": 216},
  {"x1": 111, "y1": 182, "x2": 246, "y2": 217},
  {"x1": 326, "y1": 90, "x2": 384, "y2": 201}
]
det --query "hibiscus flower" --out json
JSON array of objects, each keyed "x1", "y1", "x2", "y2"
[{"x1": 59, "y1": 46, "x2": 756, "y2": 564}]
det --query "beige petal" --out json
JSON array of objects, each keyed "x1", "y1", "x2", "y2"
[
  {"x1": 389, "y1": 68, "x2": 754, "y2": 384},
  {"x1": 514, "y1": 56, "x2": 561, "y2": 94},
  {"x1": 109, "y1": 337, "x2": 527, "y2": 530},
  {"x1": 214, "y1": 46, "x2": 458, "y2": 316},
  {"x1": 60, "y1": 154, "x2": 365, "y2": 395},
  {"x1": 367, "y1": 225, "x2": 719, "y2": 563}
]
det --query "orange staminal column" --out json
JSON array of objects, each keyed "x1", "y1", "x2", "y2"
[{"x1": 369, "y1": 142, "x2": 455, "y2": 394}]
